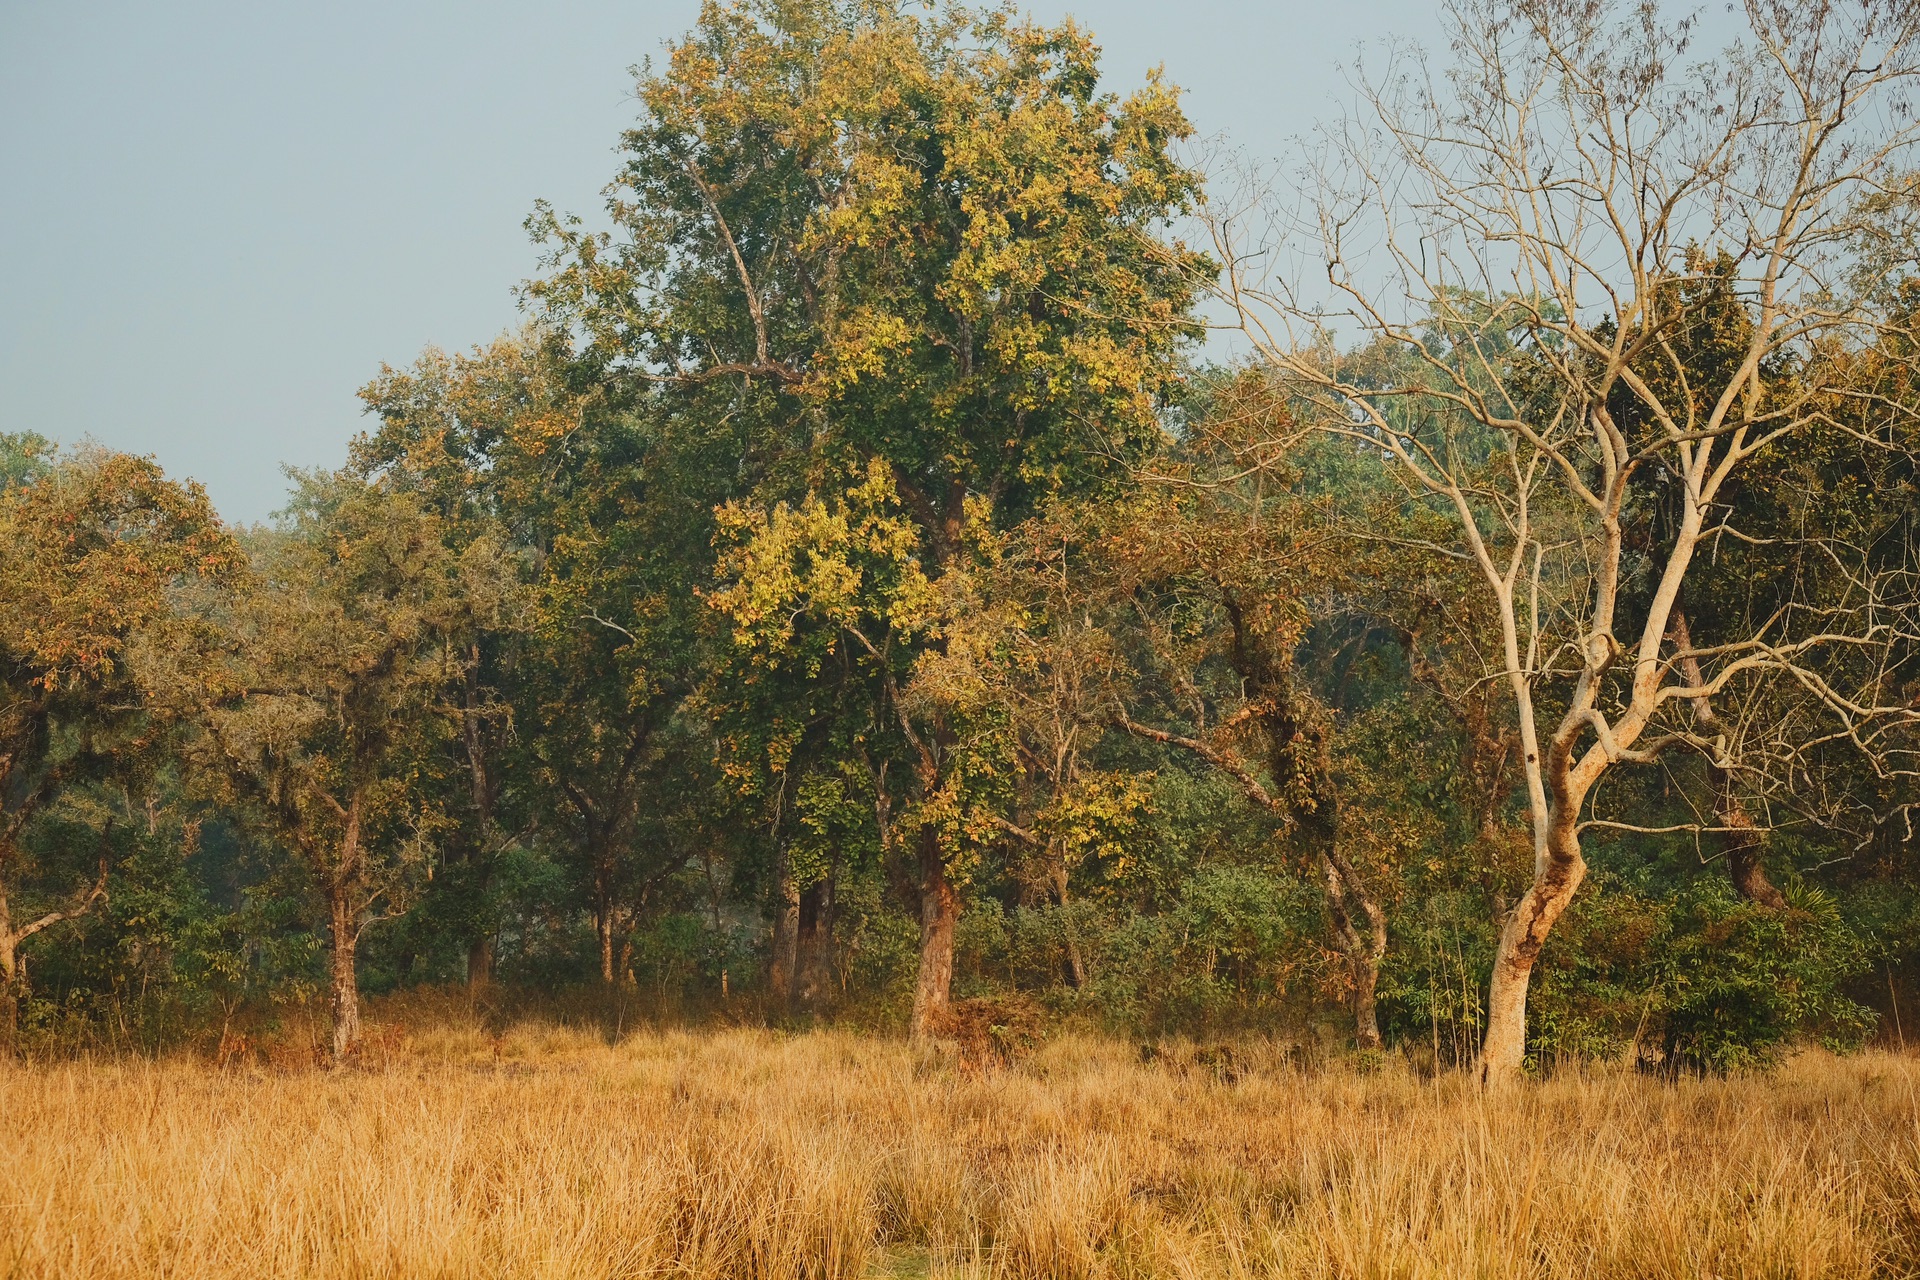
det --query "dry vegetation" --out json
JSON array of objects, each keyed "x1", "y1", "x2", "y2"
[{"x1": 3, "y1": 1004, "x2": 1919, "y2": 1279}]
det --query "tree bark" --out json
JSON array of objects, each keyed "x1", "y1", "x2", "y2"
[
  {"x1": 326, "y1": 798, "x2": 364, "y2": 1065},
  {"x1": 1046, "y1": 850, "x2": 1088, "y2": 989},
  {"x1": 769, "y1": 841, "x2": 800, "y2": 1006},
  {"x1": 1319, "y1": 847, "x2": 1385, "y2": 1050},
  {"x1": 796, "y1": 873, "x2": 835, "y2": 1008},
  {"x1": 467, "y1": 935, "x2": 494, "y2": 987},
  {"x1": 1477, "y1": 825, "x2": 1586, "y2": 1085},
  {"x1": 0, "y1": 881, "x2": 16, "y2": 1038},
  {"x1": 459, "y1": 650, "x2": 500, "y2": 990},
  {"x1": 910, "y1": 828, "x2": 957, "y2": 1040},
  {"x1": 597, "y1": 903, "x2": 615, "y2": 985},
  {"x1": 1726, "y1": 809, "x2": 1789, "y2": 910},
  {"x1": 328, "y1": 876, "x2": 361, "y2": 1064}
]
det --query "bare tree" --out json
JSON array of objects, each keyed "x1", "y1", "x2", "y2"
[{"x1": 1209, "y1": 0, "x2": 1920, "y2": 1082}]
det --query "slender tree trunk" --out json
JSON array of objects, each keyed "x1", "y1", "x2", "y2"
[
  {"x1": 327, "y1": 798, "x2": 364, "y2": 1065},
  {"x1": 770, "y1": 841, "x2": 800, "y2": 1005},
  {"x1": 460, "y1": 654, "x2": 498, "y2": 991},
  {"x1": 597, "y1": 904, "x2": 615, "y2": 985},
  {"x1": 0, "y1": 881, "x2": 17, "y2": 1038},
  {"x1": 1051, "y1": 860, "x2": 1087, "y2": 989},
  {"x1": 1319, "y1": 849, "x2": 1385, "y2": 1050},
  {"x1": 1350, "y1": 951, "x2": 1382, "y2": 1049},
  {"x1": 328, "y1": 877, "x2": 361, "y2": 1064},
  {"x1": 593, "y1": 833, "x2": 618, "y2": 986},
  {"x1": 1477, "y1": 822, "x2": 1585, "y2": 1085},
  {"x1": 910, "y1": 828, "x2": 957, "y2": 1040}
]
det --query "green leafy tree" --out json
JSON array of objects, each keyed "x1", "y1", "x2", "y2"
[
  {"x1": 201, "y1": 475, "x2": 495, "y2": 1060},
  {"x1": 539, "y1": 0, "x2": 1209, "y2": 1034},
  {"x1": 0, "y1": 446, "x2": 236, "y2": 1027}
]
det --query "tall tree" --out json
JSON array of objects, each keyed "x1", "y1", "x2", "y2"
[
  {"x1": 202, "y1": 475, "x2": 490, "y2": 1060},
  {"x1": 0, "y1": 444, "x2": 236, "y2": 1027},
  {"x1": 536, "y1": 0, "x2": 1209, "y2": 1035},
  {"x1": 1212, "y1": 0, "x2": 1920, "y2": 1081}
]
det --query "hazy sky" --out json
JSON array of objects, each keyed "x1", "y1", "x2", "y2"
[{"x1": 1, "y1": 1, "x2": 1443, "y2": 524}]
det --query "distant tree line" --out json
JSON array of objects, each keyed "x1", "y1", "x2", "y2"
[{"x1": 4, "y1": 0, "x2": 1919, "y2": 1079}]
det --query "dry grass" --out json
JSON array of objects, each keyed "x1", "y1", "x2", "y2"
[{"x1": 5, "y1": 1011, "x2": 1920, "y2": 1278}]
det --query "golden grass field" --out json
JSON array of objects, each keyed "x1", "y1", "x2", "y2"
[{"x1": 5, "y1": 1009, "x2": 1920, "y2": 1278}]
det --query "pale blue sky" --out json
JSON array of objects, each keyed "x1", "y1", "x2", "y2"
[{"x1": 1, "y1": 1, "x2": 1443, "y2": 523}]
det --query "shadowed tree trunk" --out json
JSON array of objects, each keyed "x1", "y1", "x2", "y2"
[
  {"x1": 1321, "y1": 845, "x2": 1385, "y2": 1050},
  {"x1": 770, "y1": 839, "x2": 801, "y2": 1006},
  {"x1": 911, "y1": 827, "x2": 957, "y2": 1040},
  {"x1": 467, "y1": 937, "x2": 494, "y2": 987},
  {"x1": 796, "y1": 872, "x2": 836, "y2": 1008}
]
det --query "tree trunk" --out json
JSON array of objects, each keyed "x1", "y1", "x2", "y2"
[
  {"x1": 1319, "y1": 849, "x2": 1384, "y2": 1050},
  {"x1": 1349, "y1": 948, "x2": 1382, "y2": 1050},
  {"x1": 467, "y1": 935, "x2": 494, "y2": 987},
  {"x1": 910, "y1": 828, "x2": 957, "y2": 1041},
  {"x1": 1049, "y1": 854, "x2": 1088, "y2": 989},
  {"x1": 597, "y1": 904, "x2": 615, "y2": 985},
  {"x1": 769, "y1": 842, "x2": 800, "y2": 1005},
  {"x1": 328, "y1": 876, "x2": 361, "y2": 1064},
  {"x1": 1724, "y1": 801, "x2": 1789, "y2": 910},
  {"x1": 797, "y1": 873, "x2": 835, "y2": 1009},
  {"x1": 460, "y1": 656, "x2": 499, "y2": 991},
  {"x1": 0, "y1": 882, "x2": 16, "y2": 1039},
  {"x1": 327, "y1": 798, "x2": 364, "y2": 1065},
  {"x1": 1477, "y1": 827, "x2": 1586, "y2": 1085}
]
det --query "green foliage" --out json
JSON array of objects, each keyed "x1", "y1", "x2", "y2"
[{"x1": 1530, "y1": 874, "x2": 1876, "y2": 1074}]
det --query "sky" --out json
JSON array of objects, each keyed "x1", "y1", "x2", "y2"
[{"x1": 1, "y1": 0, "x2": 1444, "y2": 525}]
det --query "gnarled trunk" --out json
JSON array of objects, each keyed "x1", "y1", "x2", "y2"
[
  {"x1": 1046, "y1": 851, "x2": 1088, "y2": 989},
  {"x1": 326, "y1": 798, "x2": 364, "y2": 1065},
  {"x1": 1727, "y1": 814, "x2": 1788, "y2": 910},
  {"x1": 910, "y1": 828, "x2": 957, "y2": 1040}
]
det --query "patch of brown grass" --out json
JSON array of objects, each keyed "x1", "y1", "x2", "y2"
[{"x1": 4, "y1": 1015, "x2": 1918, "y2": 1277}]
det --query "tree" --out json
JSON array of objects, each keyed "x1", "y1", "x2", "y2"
[
  {"x1": 534, "y1": 0, "x2": 1209, "y2": 1036},
  {"x1": 0, "y1": 445, "x2": 236, "y2": 1027},
  {"x1": 1211, "y1": 0, "x2": 1920, "y2": 1081},
  {"x1": 1097, "y1": 409, "x2": 1393, "y2": 1050},
  {"x1": 202, "y1": 475, "x2": 487, "y2": 1060},
  {"x1": 352, "y1": 333, "x2": 559, "y2": 984}
]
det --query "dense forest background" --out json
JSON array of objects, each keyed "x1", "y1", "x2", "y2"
[{"x1": 5, "y1": 0, "x2": 1919, "y2": 1076}]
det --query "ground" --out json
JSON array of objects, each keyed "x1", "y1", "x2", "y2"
[{"x1": 4, "y1": 1008, "x2": 1918, "y2": 1278}]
